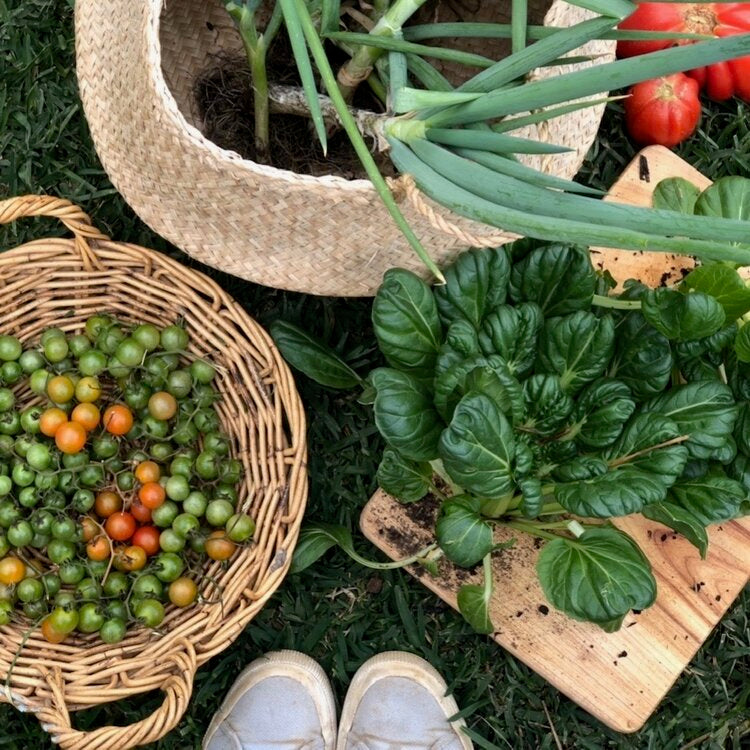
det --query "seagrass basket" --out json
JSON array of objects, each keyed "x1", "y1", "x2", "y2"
[
  {"x1": 75, "y1": 0, "x2": 615, "y2": 296},
  {"x1": 0, "y1": 195, "x2": 308, "y2": 749}
]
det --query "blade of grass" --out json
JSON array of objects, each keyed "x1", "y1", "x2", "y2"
[
  {"x1": 278, "y1": 0, "x2": 327, "y2": 152},
  {"x1": 386, "y1": 137, "x2": 750, "y2": 265},
  {"x1": 290, "y1": 0, "x2": 444, "y2": 282},
  {"x1": 426, "y1": 33, "x2": 750, "y2": 126}
]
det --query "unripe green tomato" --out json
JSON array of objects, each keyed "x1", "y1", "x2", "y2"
[
  {"x1": 80, "y1": 464, "x2": 106, "y2": 488},
  {"x1": 0, "y1": 500, "x2": 21, "y2": 528},
  {"x1": 218, "y1": 459, "x2": 242, "y2": 485},
  {"x1": 0, "y1": 411, "x2": 21, "y2": 436},
  {"x1": 0, "y1": 476, "x2": 12, "y2": 498},
  {"x1": 172, "y1": 513, "x2": 200, "y2": 538},
  {"x1": 68, "y1": 334, "x2": 91, "y2": 358},
  {"x1": 45, "y1": 490, "x2": 67, "y2": 509},
  {"x1": 17, "y1": 577, "x2": 44, "y2": 603},
  {"x1": 85, "y1": 315, "x2": 111, "y2": 341},
  {"x1": 78, "y1": 349, "x2": 108, "y2": 377},
  {"x1": 167, "y1": 369, "x2": 193, "y2": 398},
  {"x1": 23, "y1": 599, "x2": 48, "y2": 620},
  {"x1": 149, "y1": 442, "x2": 173, "y2": 462},
  {"x1": 54, "y1": 590, "x2": 77, "y2": 609},
  {"x1": 216, "y1": 482, "x2": 240, "y2": 502},
  {"x1": 190, "y1": 359, "x2": 216, "y2": 384},
  {"x1": 206, "y1": 499, "x2": 234, "y2": 527},
  {"x1": 47, "y1": 539, "x2": 76, "y2": 565},
  {"x1": 115, "y1": 337, "x2": 146, "y2": 367},
  {"x1": 87, "y1": 559, "x2": 109, "y2": 579},
  {"x1": 99, "y1": 618, "x2": 127, "y2": 643},
  {"x1": 0, "y1": 533, "x2": 9, "y2": 558},
  {"x1": 192, "y1": 383, "x2": 216, "y2": 408},
  {"x1": 0, "y1": 598, "x2": 12, "y2": 625},
  {"x1": 104, "y1": 457, "x2": 125, "y2": 474},
  {"x1": 59, "y1": 560, "x2": 86, "y2": 585},
  {"x1": 102, "y1": 571, "x2": 129, "y2": 598},
  {"x1": 42, "y1": 572, "x2": 61, "y2": 597},
  {"x1": 77, "y1": 602, "x2": 105, "y2": 633},
  {"x1": 189, "y1": 529, "x2": 208, "y2": 554},
  {"x1": 30, "y1": 532, "x2": 51, "y2": 549},
  {"x1": 225, "y1": 513, "x2": 256, "y2": 543},
  {"x1": 195, "y1": 451, "x2": 219, "y2": 480},
  {"x1": 11, "y1": 463, "x2": 34, "y2": 488},
  {"x1": 107, "y1": 356, "x2": 130, "y2": 380},
  {"x1": 159, "y1": 528, "x2": 185, "y2": 553},
  {"x1": 92, "y1": 434, "x2": 119, "y2": 459},
  {"x1": 20, "y1": 406, "x2": 43, "y2": 435},
  {"x1": 44, "y1": 336, "x2": 69, "y2": 364},
  {"x1": 76, "y1": 577, "x2": 101, "y2": 601},
  {"x1": 63, "y1": 451, "x2": 90, "y2": 470},
  {"x1": 160, "y1": 325, "x2": 189, "y2": 352},
  {"x1": 153, "y1": 552, "x2": 184, "y2": 582},
  {"x1": 7, "y1": 520, "x2": 33, "y2": 547},
  {"x1": 133, "y1": 324, "x2": 161, "y2": 352},
  {"x1": 169, "y1": 456, "x2": 193, "y2": 479},
  {"x1": 0, "y1": 389, "x2": 14, "y2": 412},
  {"x1": 182, "y1": 491, "x2": 207, "y2": 518},
  {"x1": 131, "y1": 573, "x2": 163, "y2": 599},
  {"x1": 40, "y1": 328, "x2": 65, "y2": 347},
  {"x1": 13, "y1": 435, "x2": 33, "y2": 458},
  {"x1": 0, "y1": 361, "x2": 22, "y2": 385},
  {"x1": 18, "y1": 487, "x2": 39, "y2": 509},
  {"x1": 165, "y1": 475, "x2": 190, "y2": 502},
  {"x1": 30, "y1": 509, "x2": 53, "y2": 536},
  {"x1": 51, "y1": 516, "x2": 78, "y2": 542},
  {"x1": 29, "y1": 368, "x2": 51, "y2": 395},
  {"x1": 124, "y1": 382, "x2": 152, "y2": 411},
  {"x1": 19, "y1": 350, "x2": 45, "y2": 374},
  {"x1": 117, "y1": 471, "x2": 136, "y2": 492},
  {"x1": 0, "y1": 335, "x2": 22, "y2": 362},
  {"x1": 48, "y1": 606, "x2": 79, "y2": 634},
  {"x1": 97, "y1": 325, "x2": 126, "y2": 355},
  {"x1": 194, "y1": 409, "x2": 219, "y2": 434},
  {"x1": 26, "y1": 443, "x2": 50, "y2": 471},
  {"x1": 0, "y1": 435, "x2": 13, "y2": 457},
  {"x1": 50, "y1": 358, "x2": 75, "y2": 376},
  {"x1": 151, "y1": 500, "x2": 179, "y2": 528},
  {"x1": 141, "y1": 415, "x2": 169, "y2": 440},
  {"x1": 105, "y1": 600, "x2": 128, "y2": 621}
]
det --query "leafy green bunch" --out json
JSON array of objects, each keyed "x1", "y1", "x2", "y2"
[{"x1": 273, "y1": 175, "x2": 750, "y2": 634}]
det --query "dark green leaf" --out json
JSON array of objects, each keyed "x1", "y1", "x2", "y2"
[
  {"x1": 478, "y1": 302, "x2": 543, "y2": 377},
  {"x1": 520, "y1": 374, "x2": 574, "y2": 436},
  {"x1": 537, "y1": 311, "x2": 615, "y2": 393},
  {"x1": 642, "y1": 501, "x2": 709, "y2": 558},
  {"x1": 610, "y1": 312, "x2": 673, "y2": 399},
  {"x1": 640, "y1": 381, "x2": 738, "y2": 460},
  {"x1": 536, "y1": 526, "x2": 656, "y2": 629},
  {"x1": 372, "y1": 368, "x2": 443, "y2": 461},
  {"x1": 641, "y1": 288, "x2": 725, "y2": 342},
  {"x1": 694, "y1": 176, "x2": 750, "y2": 223},
  {"x1": 373, "y1": 269, "x2": 442, "y2": 378},
  {"x1": 552, "y1": 456, "x2": 608, "y2": 482},
  {"x1": 376, "y1": 448, "x2": 432, "y2": 503},
  {"x1": 556, "y1": 415, "x2": 688, "y2": 517},
  {"x1": 574, "y1": 378, "x2": 635, "y2": 449},
  {"x1": 733, "y1": 402, "x2": 750, "y2": 457},
  {"x1": 270, "y1": 320, "x2": 361, "y2": 389},
  {"x1": 652, "y1": 177, "x2": 701, "y2": 214},
  {"x1": 669, "y1": 475, "x2": 747, "y2": 526},
  {"x1": 518, "y1": 476, "x2": 543, "y2": 518},
  {"x1": 509, "y1": 244, "x2": 596, "y2": 316},
  {"x1": 435, "y1": 319, "x2": 480, "y2": 377},
  {"x1": 735, "y1": 324, "x2": 750, "y2": 363},
  {"x1": 727, "y1": 453, "x2": 750, "y2": 493},
  {"x1": 439, "y1": 392, "x2": 515, "y2": 498},
  {"x1": 457, "y1": 579, "x2": 494, "y2": 634},
  {"x1": 290, "y1": 524, "x2": 340, "y2": 574},
  {"x1": 682, "y1": 265, "x2": 750, "y2": 322},
  {"x1": 434, "y1": 247, "x2": 511, "y2": 328},
  {"x1": 436, "y1": 495, "x2": 494, "y2": 567}
]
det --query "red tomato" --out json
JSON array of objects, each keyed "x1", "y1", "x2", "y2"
[
  {"x1": 130, "y1": 499, "x2": 152, "y2": 524},
  {"x1": 132, "y1": 526, "x2": 160, "y2": 556},
  {"x1": 618, "y1": 3, "x2": 750, "y2": 101},
  {"x1": 105, "y1": 512, "x2": 136, "y2": 542},
  {"x1": 138, "y1": 482, "x2": 166, "y2": 510},
  {"x1": 624, "y1": 74, "x2": 701, "y2": 147},
  {"x1": 103, "y1": 404, "x2": 134, "y2": 436}
]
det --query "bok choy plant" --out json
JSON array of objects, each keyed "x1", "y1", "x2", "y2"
[
  {"x1": 272, "y1": 175, "x2": 750, "y2": 633},
  {"x1": 226, "y1": 0, "x2": 750, "y2": 280}
]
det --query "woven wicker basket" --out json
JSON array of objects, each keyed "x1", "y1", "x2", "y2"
[
  {"x1": 75, "y1": 0, "x2": 615, "y2": 297},
  {"x1": 0, "y1": 195, "x2": 307, "y2": 749}
]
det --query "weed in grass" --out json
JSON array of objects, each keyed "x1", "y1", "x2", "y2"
[{"x1": 0, "y1": 2, "x2": 748, "y2": 748}]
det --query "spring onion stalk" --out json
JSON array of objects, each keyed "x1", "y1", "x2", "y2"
[
  {"x1": 565, "y1": 0, "x2": 636, "y2": 18},
  {"x1": 492, "y1": 96, "x2": 622, "y2": 133},
  {"x1": 512, "y1": 0, "x2": 528, "y2": 53},
  {"x1": 388, "y1": 45, "x2": 408, "y2": 110},
  {"x1": 425, "y1": 128, "x2": 572, "y2": 155},
  {"x1": 320, "y1": 0, "x2": 341, "y2": 34},
  {"x1": 291, "y1": 0, "x2": 445, "y2": 282},
  {"x1": 386, "y1": 138, "x2": 750, "y2": 265},
  {"x1": 406, "y1": 54, "x2": 453, "y2": 91}
]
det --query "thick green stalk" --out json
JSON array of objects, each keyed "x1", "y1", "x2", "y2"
[
  {"x1": 512, "y1": 0, "x2": 528, "y2": 53},
  {"x1": 592, "y1": 294, "x2": 641, "y2": 310},
  {"x1": 336, "y1": 0, "x2": 430, "y2": 101}
]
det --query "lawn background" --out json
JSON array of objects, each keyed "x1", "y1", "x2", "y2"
[{"x1": 1, "y1": 1, "x2": 749, "y2": 748}]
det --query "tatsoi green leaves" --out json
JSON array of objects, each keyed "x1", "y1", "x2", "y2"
[
  {"x1": 509, "y1": 244, "x2": 597, "y2": 316},
  {"x1": 642, "y1": 501, "x2": 709, "y2": 558},
  {"x1": 371, "y1": 368, "x2": 443, "y2": 461},
  {"x1": 682, "y1": 265, "x2": 750, "y2": 322},
  {"x1": 457, "y1": 558, "x2": 494, "y2": 634},
  {"x1": 439, "y1": 392, "x2": 515, "y2": 498},
  {"x1": 377, "y1": 448, "x2": 432, "y2": 503},
  {"x1": 434, "y1": 247, "x2": 510, "y2": 328},
  {"x1": 373, "y1": 269, "x2": 442, "y2": 379},
  {"x1": 537, "y1": 311, "x2": 615, "y2": 393},
  {"x1": 574, "y1": 379, "x2": 635, "y2": 448},
  {"x1": 641, "y1": 288, "x2": 726, "y2": 342},
  {"x1": 478, "y1": 303, "x2": 543, "y2": 377},
  {"x1": 651, "y1": 177, "x2": 701, "y2": 215},
  {"x1": 536, "y1": 526, "x2": 656, "y2": 630},
  {"x1": 436, "y1": 495, "x2": 493, "y2": 567},
  {"x1": 521, "y1": 374, "x2": 574, "y2": 436},
  {"x1": 695, "y1": 177, "x2": 750, "y2": 223},
  {"x1": 669, "y1": 475, "x2": 746, "y2": 526}
]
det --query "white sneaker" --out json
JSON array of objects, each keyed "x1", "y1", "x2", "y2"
[
  {"x1": 203, "y1": 650, "x2": 337, "y2": 750},
  {"x1": 336, "y1": 652, "x2": 473, "y2": 750}
]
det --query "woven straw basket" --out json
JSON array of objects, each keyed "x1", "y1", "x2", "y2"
[
  {"x1": 75, "y1": 0, "x2": 615, "y2": 297},
  {"x1": 0, "y1": 195, "x2": 307, "y2": 749}
]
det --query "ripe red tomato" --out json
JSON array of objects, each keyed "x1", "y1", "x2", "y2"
[
  {"x1": 105, "y1": 512, "x2": 136, "y2": 542},
  {"x1": 618, "y1": 3, "x2": 750, "y2": 101},
  {"x1": 138, "y1": 482, "x2": 166, "y2": 510},
  {"x1": 132, "y1": 526, "x2": 160, "y2": 556},
  {"x1": 624, "y1": 74, "x2": 701, "y2": 147},
  {"x1": 130, "y1": 499, "x2": 152, "y2": 524}
]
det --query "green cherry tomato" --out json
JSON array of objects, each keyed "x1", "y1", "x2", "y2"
[
  {"x1": 44, "y1": 336, "x2": 69, "y2": 364},
  {"x1": 226, "y1": 513, "x2": 256, "y2": 543},
  {"x1": 26, "y1": 443, "x2": 51, "y2": 471},
  {"x1": 30, "y1": 531, "x2": 51, "y2": 549},
  {"x1": 206, "y1": 499, "x2": 234, "y2": 527},
  {"x1": 161, "y1": 353, "x2": 180, "y2": 372},
  {"x1": 0, "y1": 389, "x2": 14, "y2": 412},
  {"x1": 68, "y1": 334, "x2": 92, "y2": 358},
  {"x1": 0, "y1": 500, "x2": 21, "y2": 528},
  {"x1": 87, "y1": 559, "x2": 109, "y2": 579},
  {"x1": 102, "y1": 571, "x2": 129, "y2": 597},
  {"x1": 189, "y1": 529, "x2": 208, "y2": 554},
  {"x1": 165, "y1": 475, "x2": 189, "y2": 502},
  {"x1": 105, "y1": 600, "x2": 128, "y2": 621},
  {"x1": 99, "y1": 618, "x2": 126, "y2": 644},
  {"x1": 77, "y1": 603, "x2": 105, "y2": 633},
  {"x1": 190, "y1": 359, "x2": 216, "y2": 384},
  {"x1": 92, "y1": 434, "x2": 119, "y2": 459},
  {"x1": 182, "y1": 491, "x2": 207, "y2": 517},
  {"x1": 195, "y1": 451, "x2": 219, "y2": 480},
  {"x1": 42, "y1": 572, "x2": 61, "y2": 597},
  {"x1": 193, "y1": 383, "x2": 217, "y2": 408},
  {"x1": 194, "y1": 409, "x2": 219, "y2": 434},
  {"x1": 45, "y1": 490, "x2": 68, "y2": 509},
  {"x1": 47, "y1": 539, "x2": 76, "y2": 565},
  {"x1": 153, "y1": 552, "x2": 184, "y2": 582},
  {"x1": 143, "y1": 356, "x2": 170, "y2": 387},
  {"x1": 116, "y1": 471, "x2": 136, "y2": 492},
  {"x1": 31, "y1": 510, "x2": 54, "y2": 536},
  {"x1": 76, "y1": 577, "x2": 101, "y2": 601},
  {"x1": 131, "y1": 574, "x2": 163, "y2": 599},
  {"x1": 54, "y1": 591, "x2": 77, "y2": 610},
  {"x1": 29, "y1": 368, "x2": 51, "y2": 395},
  {"x1": 159, "y1": 528, "x2": 185, "y2": 553},
  {"x1": 78, "y1": 349, "x2": 108, "y2": 377},
  {"x1": 80, "y1": 464, "x2": 105, "y2": 487},
  {"x1": 51, "y1": 516, "x2": 78, "y2": 542},
  {"x1": 0, "y1": 476, "x2": 12, "y2": 498},
  {"x1": 168, "y1": 456, "x2": 192, "y2": 479},
  {"x1": 172, "y1": 421, "x2": 198, "y2": 446},
  {"x1": 141, "y1": 416, "x2": 169, "y2": 440},
  {"x1": 115, "y1": 337, "x2": 146, "y2": 368},
  {"x1": 213, "y1": 485, "x2": 239, "y2": 505},
  {"x1": 18, "y1": 487, "x2": 40, "y2": 509},
  {"x1": 48, "y1": 606, "x2": 79, "y2": 634},
  {"x1": 149, "y1": 442, "x2": 174, "y2": 462},
  {"x1": 7, "y1": 520, "x2": 33, "y2": 547},
  {"x1": 13, "y1": 435, "x2": 33, "y2": 458},
  {"x1": 73, "y1": 490, "x2": 96, "y2": 514},
  {"x1": 0, "y1": 435, "x2": 13, "y2": 457},
  {"x1": 63, "y1": 451, "x2": 90, "y2": 470},
  {"x1": 11, "y1": 463, "x2": 34, "y2": 488},
  {"x1": 17, "y1": 577, "x2": 45, "y2": 603},
  {"x1": 107, "y1": 356, "x2": 130, "y2": 380},
  {"x1": 85, "y1": 315, "x2": 111, "y2": 341},
  {"x1": 172, "y1": 513, "x2": 200, "y2": 538},
  {"x1": 0, "y1": 335, "x2": 22, "y2": 362},
  {"x1": 19, "y1": 350, "x2": 45, "y2": 374},
  {"x1": 34, "y1": 472, "x2": 58, "y2": 493},
  {"x1": 134, "y1": 598, "x2": 165, "y2": 628},
  {"x1": 59, "y1": 560, "x2": 86, "y2": 585},
  {"x1": 124, "y1": 382, "x2": 152, "y2": 411},
  {"x1": 167, "y1": 370, "x2": 193, "y2": 399},
  {"x1": 160, "y1": 325, "x2": 189, "y2": 352},
  {"x1": 40, "y1": 328, "x2": 65, "y2": 347},
  {"x1": 0, "y1": 412, "x2": 21, "y2": 436},
  {"x1": 0, "y1": 599, "x2": 13, "y2": 625},
  {"x1": 151, "y1": 501, "x2": 179, "y2": 528},
  {"x1": 133, "y1": 324, "x2": 161, "y2": 352},
  {"x1": 218, "y1": 459, "x2": 242, "y2": 485},
  {"x1": 20, "y1": 406, "x2": 43, "y2": 435},
  {"x1": 97, "y1": 325, "x2": 126, "y2": 355},
  {"x1": 23, "y1": 599, "x2": 48, "y2": 620},
  {"x1": 0, "y1": 533, "x2": 9, "y2": 558}
]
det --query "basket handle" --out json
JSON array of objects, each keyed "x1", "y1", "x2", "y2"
[
  {"x1": 34, "y1": 638, "x2": 198, "y2": 750},
  {"x1": 0, "y1": 195, "x2": 110, "y2": 271}
]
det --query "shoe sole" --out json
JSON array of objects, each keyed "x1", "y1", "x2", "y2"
[
  {"x1": 203, "y1": 649, "x2": 338, "y2": 749},
  {"x1": 336, "y1": 651, "x2": 473, "y2": 750}
]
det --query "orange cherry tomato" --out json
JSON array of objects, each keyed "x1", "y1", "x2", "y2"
[
  {"x1": 86, "y1": 535, "x2": 111, "y2": 561},
  {"x1": 71, "y1": 402, "x2": 101, "y2": 432},
  {"x1": 94, "y1": 490, "x2": 122, "y2": 518},
  {"x1": 39, "y1": 407, "x2": 68, "y2": 437},
  {"x1": 113, "y1": 545, "x2": 147, "y2": 572},
  {"x1": 55, "y1": 421, "x2": 87, "y2": 454},
  {"x1": 132, "y1": 526, "x2": 160, "y2": 556},
  {"x1": 103, "y1": 404, "x2": 134, "y2": 436},
  {"x1": 81, "y1": 516, "x2": 100, "y2": 542},
  {"x1": 130, "y1": 499, "x2": 152, "y2": 524},
  {"x1": 134, "y1": 460, "x2": 161, "y2": 484},
  {"x1": 205, "y1": 530, "x2": 237, "y2": 561},
  {"x1": 105, "y1": 512, "x2": 136, "y2": 542},
  {"x1": 138, "y1": 482, "x2": 166, "y2": 510},
  {"x1": 41, "y1": 618, "x2": 68, "y2": 644},
  {"x1": 168, "y1": 577, "x2": 198, "y2": 607},
  {"x1": 0, "y1": 557, "x2": 27, "y2": 585}
]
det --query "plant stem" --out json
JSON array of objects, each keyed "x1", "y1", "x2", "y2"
[
  {"x1": 251, "y1": 37, "x2": 270, "y2": 160},
  {"x1": 608, "y1": 434, "x2": 690, "y2": 468},
  {"x1": 349, "y1": 541, "x2": 439, "y2": 569},
  {"x1": 337, "y1": 0, "x2": 430, "y2": 101},
  {"x1": 499, "y1": 520, "x2": 564, "y2": 542},
  {"x1": 592, "y1": 293, "x2": 641, "y2": 310}
]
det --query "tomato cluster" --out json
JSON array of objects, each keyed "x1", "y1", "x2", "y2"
[{"x1": 0, "y1": 318, "x2": 254, "y2": 644}]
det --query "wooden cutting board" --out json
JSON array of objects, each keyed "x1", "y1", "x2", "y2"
[{"x1": 360, "y1": 146, "x2": 750, "y2": 734}]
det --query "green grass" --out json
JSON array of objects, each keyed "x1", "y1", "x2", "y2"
[{"x1": 1, "y1": 1, "x2": 749, "y2": 748}]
